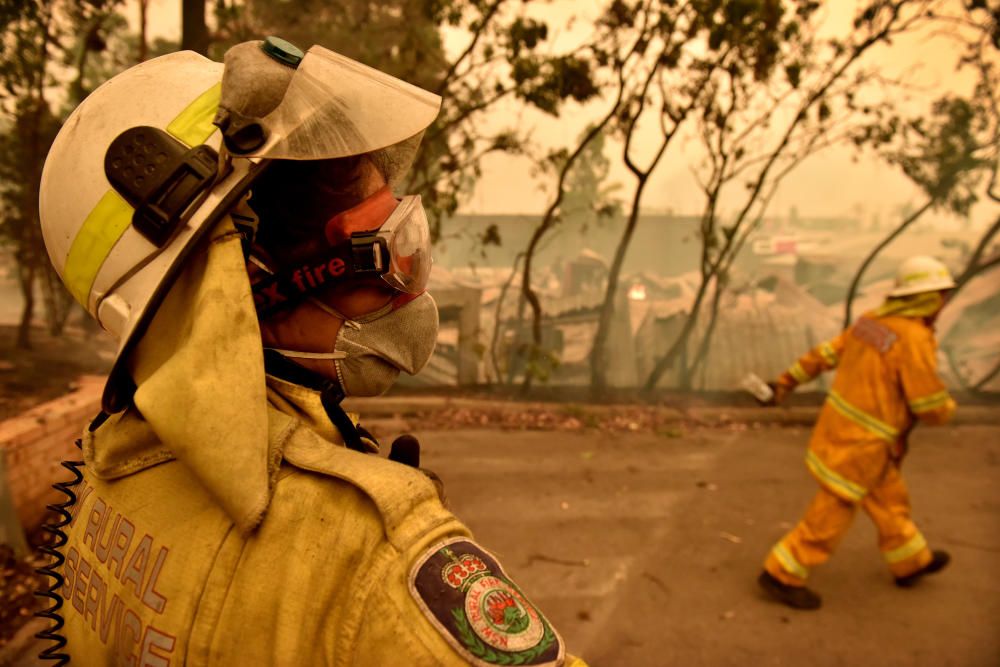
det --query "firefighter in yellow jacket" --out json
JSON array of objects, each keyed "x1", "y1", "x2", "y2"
[
  {"x1": 757, "y1": 256, "x2": 957, "y2": 610},
  {"x1": 38, "y1": 39, "x2": 587, "y2": 665}
]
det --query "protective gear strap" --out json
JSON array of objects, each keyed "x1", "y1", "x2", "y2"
[
  {"x1": 324, "y1": 185, "x2": 397, "y2": 244},
  {"x1": 391, "y1": 290, "x2": 424, "y2": 309},
  {"x1": 251, "y1": 237, "x2": 387, "y2": 318},
  {"x1": 262, "y1": 349, "x2": 369, "y2": 453}
]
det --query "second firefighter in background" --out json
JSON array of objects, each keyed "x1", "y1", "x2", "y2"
[{"x1": 758, "y1": 255, "x2": 957, "y2": 610}]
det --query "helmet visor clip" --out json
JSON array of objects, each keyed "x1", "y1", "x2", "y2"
[{"x1": 105, "y1": 126, "x2": 220, "y2": 247}]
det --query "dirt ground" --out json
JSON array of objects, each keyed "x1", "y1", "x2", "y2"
[{"x1": 417, "y1": 422, "x2": 1000, "y2": 667}]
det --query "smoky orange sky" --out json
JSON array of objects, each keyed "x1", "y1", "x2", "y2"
[{"x1": 135, "y1": 0, "x2": 994, "y2": 227}]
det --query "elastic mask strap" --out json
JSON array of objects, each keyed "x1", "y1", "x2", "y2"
[
  {"x1": 307, "y1": 297, "x2": 359, "y2": 326},
  {"x1": 391, "y1": 290, "x2": 425, "y2": 310},
  {"x1": 262, "y1": 349, "x2": 367, "y2": 453}
]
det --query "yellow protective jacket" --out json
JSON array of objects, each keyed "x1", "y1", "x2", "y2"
[
  {"x1": 57, "y1": 219, "x2": 585, "y2": 667},
  {"x1": 777, "y1": 313, "x2": 956, "y2": 503}
]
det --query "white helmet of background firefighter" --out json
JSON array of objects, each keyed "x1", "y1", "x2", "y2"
[
  {"x1": 38, "y1": 37, "x2": 441, "y2": 411},
  {"x1": 888, "y1": 255, "x2": 957, "y2": 297}
]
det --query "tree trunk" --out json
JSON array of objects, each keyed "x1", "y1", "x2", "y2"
[
  {"x1": 181, "y1": 0, "x2": 210, "y2": 55},
  {"x1": 953, "y1": 213, "x2": 1000, "y2": 292},
  {"x1": 973, "y1": 354, "x2": 1000, "y2": 392},
  {"x1": 507, "y1": 292, "x2": 527, "y2": 386},
  {"x1": 589, "y1": 177, "x2": 647, "y2": 395},
  {"x1": 685, "y1": 274, "x2": 725, "y2": 387},
  {"x1": 15, "y1": 262, "x2": 36, "y2": 349},
  {"x1": 40, "y1": 263, "x2": 73, "y2": 336},
  {"x1": 519, "y1": 52, "x2": 634, "y2": 393},
  {"x1": 842, "y1": 198, "x2": 934, "y2": 328},
  {"x1": 11, "y1": 8, "x2": 53, "y2": 350},
  {"x1": 489, "y1": 254, "x2": 523, "y2": 385},
  {"x1": 138, "y1": 0, "x2": 149, "y2": 62},
  {"x1": 642, "y1": 266, "x2": 716, "y2": 392},
  {"x1": 70, "y1": 17, "x2": 105, "y2": 103},
  {"x1": 935, "y1": 215, "x2": 1000, "y2": 392}
]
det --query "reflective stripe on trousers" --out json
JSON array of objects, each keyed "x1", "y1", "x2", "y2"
[{"x1": 764, "y1": 465, "x2": 932, "y2": 585}]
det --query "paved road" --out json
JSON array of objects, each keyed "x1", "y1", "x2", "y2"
[
  {"x1": 11, "y1": 422, "x2": 997, "y2": 666},
  {"x1": 417, "y1": 423, "x2": 1000, "y2": 667}
]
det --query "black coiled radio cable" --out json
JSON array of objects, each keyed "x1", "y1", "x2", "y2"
[
  {"x1": 33, "y1": 442, "x2": 85, "y2": 665},
  {"x1": 33, "y1": 411, "x2": 108, "y2": 664}
]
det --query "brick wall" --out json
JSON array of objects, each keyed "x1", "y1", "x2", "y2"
[{"x1": 0, "y1": 376, "x2": 104, "y2": 531}]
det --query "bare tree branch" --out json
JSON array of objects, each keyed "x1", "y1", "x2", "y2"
[
  {"x1": 842, "y1": 198, "x2": 936, "y2": 327},
  {"x1": 435, "y1": 0, "x2": 506, "y2": 96},
  {"x1": 518, "y1": 6, "x2": 652, "y2": 391}
]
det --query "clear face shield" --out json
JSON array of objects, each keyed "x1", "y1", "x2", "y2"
[
  {"x1": 220, "y1": 44, "x2": 440, "y2": 161},
  {"x1": 214, "y1": 40, "x2": 440, "y2": 317},
  {"x1": 250, "y1": 194, "x2": 433, "y2": 318}
]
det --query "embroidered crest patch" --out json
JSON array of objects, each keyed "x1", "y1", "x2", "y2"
[
  {"x1": 851, "y1": 317, "x2": 898, "y2": 354},
  {"x1": 409, "y1": 538, "x2": 563, "y2": 666}
]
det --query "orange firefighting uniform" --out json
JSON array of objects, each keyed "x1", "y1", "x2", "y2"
[{"x1": 764, "y1": 302, "x2": 956, "y2": 586}]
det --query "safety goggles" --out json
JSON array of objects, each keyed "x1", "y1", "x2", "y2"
[{"x1": 250, "y1": 194, "x2": 432, "y2": 318}]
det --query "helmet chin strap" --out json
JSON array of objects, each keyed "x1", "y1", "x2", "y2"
[{"x1": 261, "y1": 348, "x2": 372, "y2": 453}]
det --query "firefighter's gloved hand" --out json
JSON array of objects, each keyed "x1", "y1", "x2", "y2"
[
  {"x1": 388, "y1": 434, "x2": 421, "y2": 467},
  {"x1": 771, "y1": 382, "x2": 792, "y2": 406},
  {"x1": 389, "y1": 435, "x2": 447, "y2": 505},
  {"x1": 759, "y1": 381, "x2": 790, "y2": 407}
]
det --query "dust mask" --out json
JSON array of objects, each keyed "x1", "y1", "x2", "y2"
[
  {"x1": 251, "y1": 185, "x2": 439, "y2": 397},
  {"x1": 271, "y1": 293, "x2": 439, "y2": 397},
  {"x1": 332, "y1": 292, "x2": 438, "y2": 396}
]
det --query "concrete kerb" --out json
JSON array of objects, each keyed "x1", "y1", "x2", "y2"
[
  {"x1": 4, "y1": 378, "x2": 996, "y2": 437},
  {"x1": 342, "y1": 396, "x2": 999, "y2": 428}
]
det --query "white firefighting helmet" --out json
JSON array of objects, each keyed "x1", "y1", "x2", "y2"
[
  {"x1": 38, "y1": 40, "x2": 441, "y2": 410},
  {"x1": 888, "y1": 255, "x2": 957, "y2": 297}
]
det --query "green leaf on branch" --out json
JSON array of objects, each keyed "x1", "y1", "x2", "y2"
[
  {"x1": 786, "y1": 61, "x2": 802, "y2": 88},
  {"x1": 480, "y1": 223, "x2": 502, "y2": 247}
]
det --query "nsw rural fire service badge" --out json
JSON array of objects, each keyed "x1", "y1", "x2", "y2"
[{"x1": 409, "y1": 538, "x2": 563, "y2": 666}]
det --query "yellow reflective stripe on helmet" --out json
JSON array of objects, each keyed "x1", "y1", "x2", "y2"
[
  {"x1": 902, "y1": 269, "x2": 950, "y2": 283},
  {"x1": 827, "y1": 389, "x2": 899, "y2": 443},
  {"x1": 63, "y1": 191, "x2": 133, "y2": 305},
  {"x1": 805, "y1": 450, "x2": 866, "y2": 502},
  {"x1": 772, "y1": 542, "x2": 809, "y2": 579},
  {"x1": 884, "y1": 532, "x2": 927, "y2": 564},
  {"x1": 789, "y1": 361, "x2": 811, "y2": 384},
  {"x1": 819, "y1": 342, "x2": 838, "y2": 367},
  {"x1": 166, "y1": 82, "x2": 222, "y2": 146},
  {"x1": 909, "y1": 390, "x2": 951, "y2": 414},
  {"x1": 62, "y1": 82, "x2": 222, "y2": 308}
]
